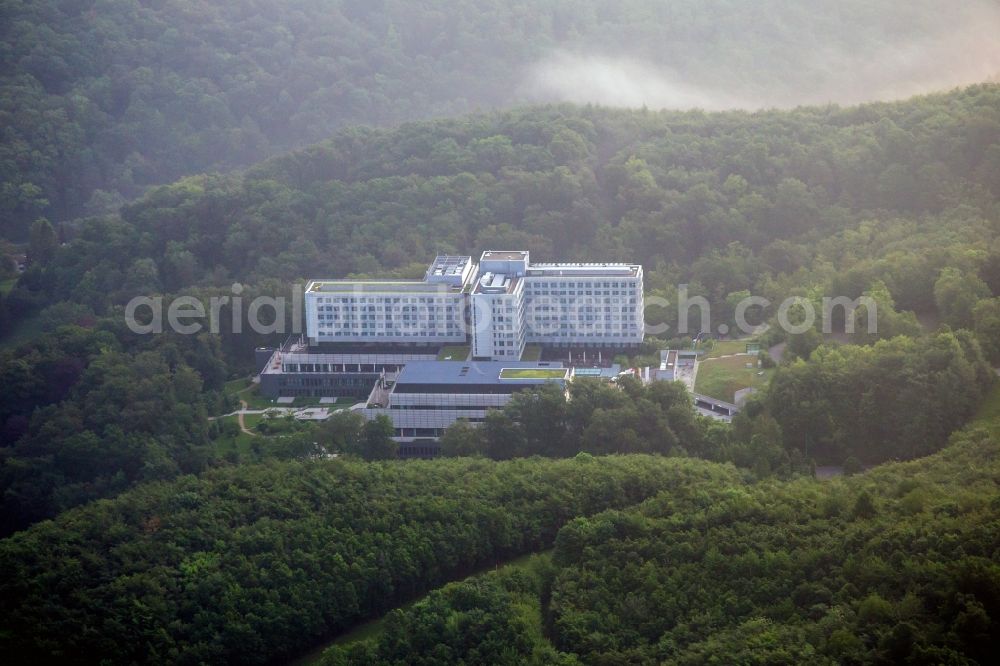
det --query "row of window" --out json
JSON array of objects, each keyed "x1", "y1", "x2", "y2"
[
  {"x1": 318, "y1": 313, "x2": 462, "y2": 322},
  {"x1": 319, "y1": 322, "x2": 464, "y2": 335},
  {"x1": 529, "y1": 326, "x2": 639, "y2": 339},
  {"x1": 390, "y1": 404, "x2": 497, "y2": 410},
  {"x1": 316, "y1": 312, "x2": 462, "y2": 321},
  {"x1": 313, "y1": 296, "x2": 460, "y2": 304},
  {"x1": 275, "y1": 376, "x2": 376, "y2": 387},
  {"x1": 320, "y1": 330, "x2": 464, "y2": 337},
  {"x1": 525, "y1": 290, "x2": 638, "y2": 297},
  {"x1": 526, "y1": 280, "x2": 637, "y2": 289},
  {"x1": 317, "y1": 305, "x2": 459, "y2": 312},
  {"x1": 528, "y1": 308, "x2": 635, "y2": 321},
  {"x1": 281, "y1": 364, "x2": 403, "y2": 373}
]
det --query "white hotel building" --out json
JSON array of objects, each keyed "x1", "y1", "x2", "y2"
[
  {"x1": 305, "y1": 255, "x2": 473, "y2": 346},
  {"x1": 305, "y1": 250, "x2": 644, "y2": 360}
]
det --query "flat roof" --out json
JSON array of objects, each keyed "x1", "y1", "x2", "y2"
[
  {"x1": 473, "y1": 272, "x2": 519, "y2": 295},
  {"x1": 261, "y1": 351, "x2": 437, "y2": 374},
  {"x1": 307, "y1": 279, "x2": 462, "y2": 293},
  {"x1": 428, "y1": 255, "x2": 470, "y2": 270},
  {"x1": 481, "y1": 250, "x2": 528, "y2": 261},
  {"x1": 499, "y1": 367, "x2": 569, "y2": 380},
  {"x1": 526, "y1": 263, "x2": 640, "y2": 278},
  {"x1": 425, "y1": 255, "x2": 472, "y2": 279},
  {"x1": 307, "y1": 253, "x2": 643, "y2": 292},
  {"x1": 573, "y1": 364, "x2": 622, "y2": 378},
  {"x1": 395, "y1": 360, "x2": 566, "y2": 386}
]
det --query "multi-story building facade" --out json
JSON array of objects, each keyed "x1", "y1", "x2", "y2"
[
  {"x1": 470, "y1": 250, "x2": 644, "y2": 359},
  {"x1": 262, "y1": 251, "x2": 645, "y2": 446},
  {"x1": 303, "y1": 250, "x2": 644, "y2": 361},
  {"x1": 470, "y1": 268, "x2": 527, "y2": 360},
  {"x1": 521, "y1": 260, "x2": 644, "y2": 348},
  {"x1": 304, "y1": 255, "x2": 475, "y2": 347},
  {"x1": 256, "y1": 339, "x2": 437, "y2": 399}
]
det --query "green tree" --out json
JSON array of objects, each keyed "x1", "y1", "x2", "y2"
[
  {"x1": 27, "y1": 218, "x2": 57, "y2": 267},
  {"x1": 361, "y1": 414, "x2": 397, "y2": 460},
  {"x1": 972, "y1": 297, "x2": 1000, "y2": 363},
  {"x1": 483, "y1": 410, "x2": 525, "y2": 460},
  {"x1": 320, "y1": 410, "x2": 365, "y2": 455},
  {"x1": 440, "y1": 420, "x2": 483, "y2": 457},
  {"x1": 505, "y1": 384, "x2": 569, "y2": 456},
  {"x1": 934, "y1": 267, "x2": 989, "y2": 329}
]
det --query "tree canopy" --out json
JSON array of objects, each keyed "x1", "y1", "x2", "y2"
[
  {"x1": 3, "y1": 0, "x2": 993, "y2": 237},
  {"x1": 325, "y1": 413, "x2": 1000, "y2": 664},
  {"x1": 0, "y1": 453, "x2": 734, "y2": 664}
]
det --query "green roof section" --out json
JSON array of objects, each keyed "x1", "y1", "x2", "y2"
[{"x1": 499, "y1": 367, "x2": 568, "y2": 380}]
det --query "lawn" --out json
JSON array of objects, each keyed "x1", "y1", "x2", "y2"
[
  {"x1": 499, "y1": 367, "x2": 567, "y2": 380},
  {"x1": 223, "y1": 377, "x2": 253, "y2": 394},
  {"x1": 436, "y1": 345, "x2": 470, "y2": 361},
  {"x1": 241, "y1": 385, "x2": 278, "y2": 410},
  {"x1": 220, "y1": 380, "x2": 367, "y2": 412},
  {"x1": 211, "y1": 416, "x2": 260, "y2": 457},
  {"x1": 694, "y1": 353, "x2": 772, "y2": 402},
  {"x1": 215, "y1": 379, "x2": 274, "y2": 412},
  {"x1": 699, "y1": 338, "x2": 758, "y2": 359},
  {"x1": 244, "y1": 413, "x2": 264, "y2": 429}
]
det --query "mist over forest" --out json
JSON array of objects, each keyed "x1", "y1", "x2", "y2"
[
  {"x1": 523, "y1": 1, "x2": 1000, "y2": 110},
  {"x1": 3, "y1": 0, "x2": 999, "y2": 237},
  {"x1": 3, "y1": 2, "x2": 1000, "y2": 664}
]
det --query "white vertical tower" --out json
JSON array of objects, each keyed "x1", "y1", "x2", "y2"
[{"x1": 471, "y1": 251, "x2": 528, "y2": 360}]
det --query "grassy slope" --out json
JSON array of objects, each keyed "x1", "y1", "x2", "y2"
[
  {"x1": 695, "y1": 354, "x2": 773, "y2": 402},
  {"x1": 700, "y1": 339, "x2": 756, "y2": 359}
]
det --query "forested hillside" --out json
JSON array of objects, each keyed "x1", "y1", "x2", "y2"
[
  {"x1": 324, "y1": 410, "x2": 1000, "y2": 665},
  {"x1": 0, "y1": 454, "x2": 737, "y2": 664},
  {"x1": 3, "y1": 85, "x2": 999, "y2": 533},
  {"x1": 2, "y1": 0, "x2": 997, "y2": 236},
  {"x1": 12, "y1": 86, "x2": 1000, "y2": 310},
  {"x1": 4, "y1": 3, "x2": 1000, "y2": 663}
]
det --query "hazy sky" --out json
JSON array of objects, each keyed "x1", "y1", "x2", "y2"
[{"x1": 523, "y1": 1, "x2": 1000, "y2": 110}]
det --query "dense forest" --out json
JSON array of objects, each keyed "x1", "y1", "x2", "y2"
[
  {"x1": 2, "y1": 0, "x2": 997, "y2": 236},
  {"x1": 323, "y1": 412, "x2": 1000, "y2": 664},
  {"x1": 438, "y1": 329, "x2": 994, "y2": 469},
  {"x1": 545, "y1": 422, "x2": 1000, "y2": 664},
  {"x1": 0, "y1": 454, "x2": 734, "y2": 663},
  {"x1": 9, "y1": 85, "x2": 1000, "y2": 307},
  {"x1": 3, "y1": 84, "x2": 1000, "y2": 534},
  {"x1": 2, "y1": 4, "x2": 1000, "y2": 656}
]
